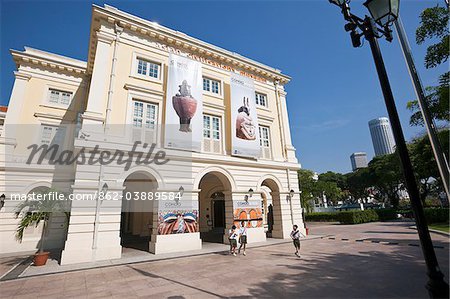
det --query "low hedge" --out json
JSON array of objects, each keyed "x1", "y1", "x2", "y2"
[
  {"x1": 396, "y1": 208, "x2": 449, "y2": 224},
  {"x1": 424, "y1": 208, "x2": 449, "y2": 224},
  {"x1": 305, "y1": 212, "x2": 341, "y2": 222},
  {"x1": 305, "y1": 209, "x2": 398, "y2": 224},
  {"x1": 374, "y1": 209, "x2": 398, "y2": 221},
  {"x1": 339, "y1": 210, "x2": 379, "y2": 224}
]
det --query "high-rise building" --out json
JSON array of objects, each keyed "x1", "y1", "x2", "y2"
[
  {"x1": 369, "y1": 117, "x2": 395, "y2": 156},
  {"x1": 350, "y1": 152, "x2": 368, "y2": 171}
]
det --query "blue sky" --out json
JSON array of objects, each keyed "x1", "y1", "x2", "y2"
[{"x1": 1, "y1": 0, "x2": 446, "y2": 174}]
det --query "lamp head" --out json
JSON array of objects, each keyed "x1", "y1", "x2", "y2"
[
  {"x1": 289, "y1": 189, "x2": 295, "y2": 198},
  {"x1": 364, "y1": 0, "x2": 399, "y2": 27}
]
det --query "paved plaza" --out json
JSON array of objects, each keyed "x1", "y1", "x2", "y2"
[{"x1": 0, "y1": 221, "x2": 448, "y2": 298}]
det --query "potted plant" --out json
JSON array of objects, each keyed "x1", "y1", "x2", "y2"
[{"x1": 15, "y1": 189, "x2": 69, "y2": 266}]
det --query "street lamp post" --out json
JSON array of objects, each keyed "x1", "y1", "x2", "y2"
[{"x1": 329, "y1": 1, "x2": 449, "y2": 297}]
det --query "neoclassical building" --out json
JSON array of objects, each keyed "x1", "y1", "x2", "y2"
[{"x1": 0, "y1": 4, "x2": 304, "y2": 265}]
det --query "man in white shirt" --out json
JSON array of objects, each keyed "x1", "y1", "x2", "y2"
[{"x1": 290, "y1": 224, "x2": 302, "y2": 257}]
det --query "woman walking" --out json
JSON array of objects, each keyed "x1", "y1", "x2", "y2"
[
  {"x1": 229, "y1": 225, "x2": 238, "y2": 256},
  {"x1": 238, "y1": 220, "x2": 248, "y2": 256}
]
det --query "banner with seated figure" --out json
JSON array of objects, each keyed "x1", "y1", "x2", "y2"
[{"x1": 230, "y1": 73, "x2": 260, "y2": 158}]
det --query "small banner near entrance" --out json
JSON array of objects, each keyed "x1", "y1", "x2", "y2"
[
  {"x1": 165, "y1": 53, "x2": 203, "y2": 152},
  {"x1": 233, "y1": 200, "x2": 263, "y2": 228},
  {"x1": 157, "y1": 200, "x2": 199, "y2": 235},
  {"x1": 230, "y1": 73, "x2": 260, "y2": 158}
]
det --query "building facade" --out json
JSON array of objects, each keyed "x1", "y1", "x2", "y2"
[
  {"x1": 369, "y1": 117, "x2": 395, "y2": 156},
  {"x1": 0, "y1": 5, "x2": 304, "y2": 265},
  {"x1": 350, "y1": 152, "x2": 368, "y2": 171}
]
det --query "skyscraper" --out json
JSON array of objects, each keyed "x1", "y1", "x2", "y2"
[
  {"x1": 350, "y1": 152, "x2": 368, "y2": 171},
  {"x1": 369, "y1": 117, "x2": 396, "y2": 156}
]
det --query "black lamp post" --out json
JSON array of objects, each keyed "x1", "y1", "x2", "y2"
[{"x1": 329, "y1": 1, "x2": 449, "y2": 298}]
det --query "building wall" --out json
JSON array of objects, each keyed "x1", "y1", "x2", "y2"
[{"x1": 0, "y1": 4, "x2": 303, "y2": 263}]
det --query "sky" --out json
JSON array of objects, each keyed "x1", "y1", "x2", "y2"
[{"x1": 0, "y1": 0, "x2": 447, "y2": 174}]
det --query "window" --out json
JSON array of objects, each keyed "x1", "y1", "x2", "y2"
[
  {"x1": 255, "y1": 92, "x2": 267, "y2": 107},
  {"x1": 136, "y1": 58, "x2": 160, "y2": 79},
  {"x1": 132, "y1": 100, "x2": 158, "y2": 143},
  {"x1": 203, "y1": 114, "x2": 222, "y2": 153},
  {"x1": 203, "y1": 77, "x2": 220, "y2": 95},
  {"x1": 259, "y1": 126, "x2": 272, "y2": 159},
  {"x1": 48, "y1": 89, "x2": 72, "y2": 106},
  {"x1": 40, "y1": 125, "x2": 66, "y2": 147}
]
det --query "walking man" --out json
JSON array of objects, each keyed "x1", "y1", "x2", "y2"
[{"x1": 290, "y1": 224, "x2": 302, "y2": 257}]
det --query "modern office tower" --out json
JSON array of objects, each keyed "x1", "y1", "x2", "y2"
[
  {"x1": 350, "y1": 152, "x2": 368, "y2": 171},
  {"x1": 369, "y1": 117, "x2": 396, "y2": 156}
]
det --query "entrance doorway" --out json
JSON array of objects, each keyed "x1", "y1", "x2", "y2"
[
  {"x1": 120, "y1": 171, "x2": 157, "y2": 252},
  {"x1": 198, "y1": 172, "x2": 232, "y2": 244}
]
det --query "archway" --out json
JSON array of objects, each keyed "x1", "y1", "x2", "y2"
[
  {"x1": 198, "y1": 171, "x2": 232, "y2": 243},
  {"x1": 260, "y1": 178, "x2": 282, "y2": 238},
  {"x1": 121, "y1": 171, "x2": 158, "y2": 251}
]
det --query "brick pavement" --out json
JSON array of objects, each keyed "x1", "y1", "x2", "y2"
[{"x1": 0, "y1": 221, "x2": 448, "y2": 298}]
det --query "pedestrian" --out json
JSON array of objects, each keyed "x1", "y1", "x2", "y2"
[
  {"x1": 238, "y1": 220, "x2": 247, "y2": 256},
  {"x1": 290, "y1": 224, "x2": 302, "y2": 257},
  {"x1": 229, "y1": 225, "x2": 238, "y2": 256}
]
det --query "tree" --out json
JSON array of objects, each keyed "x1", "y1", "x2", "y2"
[
  {"x1": 297, "y1": 169, "x2": 316, "y2": 213},
  {"x1": 368, "y1": 153, "x2": 405, "y2": 208},
  {"x1": 407, "y1": 5, "x2": 449, "y2": 126},
  {"x1": 346, "y1": 168, "x2": 372, "y2": 203},
  {"x1": 409, "y1": 129, "x2": 449, "y2": 203}
]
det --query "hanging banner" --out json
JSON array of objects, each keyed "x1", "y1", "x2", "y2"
[
  {"x1": 230, "y1": 73, "x2": 260, "y2": 158},
  {"x1": 165, "y1": 53, "x2": 203, "y2": 152},
  {"x1": 233, "y1": 200, "x2": 263, "y2": 228},
  {"x1": 157, "y1": 200, "x2": 199, "y2": 235}
]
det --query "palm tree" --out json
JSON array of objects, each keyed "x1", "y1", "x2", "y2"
[{"x1": 15, "y1": 189, "x2": 69, "y2": 256}]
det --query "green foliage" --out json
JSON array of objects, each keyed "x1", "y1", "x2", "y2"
[
  {"x1": 305, "y1": 209, "x2": 397, "y2": 224},
  {"x1": 15, "y1": 189, "x2": 69, "y2": 252},
  {"x1": 367, "y1": 153, "x2": 404, "y2": 208},
  {"x1": 304, "y1": 212, "x2": 341, "y2": 222},
  {"x1": 408, "y1": 5, "x2": 449, "y2": 126},
  {"x1": 409, "y1": 129, "x2": 449, "y2": 203},
  {"x1": 374, "y1": 209, "x2": 398, "y2": 221},
  {"x1": 345, "y1": 168, "x2": 372, "y2": 202},
  {"x1": 416, "y1": 5, "x2": 449, "y2": 68},
  {"x1": 338, "y1": 210, "x2": 379, "y2": 224},
  {"x1": 297, "y1": 169, "x2": 345, "y2": 208},
  {"x1": 423, "y1": 208, "x2": 449, "y2": 224}
]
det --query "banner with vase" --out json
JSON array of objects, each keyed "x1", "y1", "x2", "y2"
[
  {"x1": 230, "y1": 73, "x2": 260, "y2": 158},
  {"x1": 165, "y1": 53, "x2": 203, "y2": 152}
]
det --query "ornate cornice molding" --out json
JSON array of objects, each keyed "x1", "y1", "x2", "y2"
[{"x1": 88, "y1": 5, "x2": 291, "y2": 85}]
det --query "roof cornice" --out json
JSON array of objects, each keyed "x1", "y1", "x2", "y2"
[
  {"x1": 89, "y1": 4, "x2": 290, "y2": 84},
  {"x1": 11, "y1": 47, "x2": 87, "y2": 75}
]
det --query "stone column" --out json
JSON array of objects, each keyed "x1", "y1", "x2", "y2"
[
  {"x1": 81, "y1": 31, "x2": 115, "y2": 135},
  {"x1": 278, "y1": 88, "x2": 298, "y2": 164},
  {"x1": 60, "y1": 183, "x2": 124, "y2": 265}
]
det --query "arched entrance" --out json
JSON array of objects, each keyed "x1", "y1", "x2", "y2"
[
  {"x1": 260, "y1": 178, "x2": 283, "y2": 238},
  {"x1": 198, "y1": 172, "x2": 232, "y2": 243},
  {"x1": 121, "y1": 171, "x2": 158, "y2": 251}
]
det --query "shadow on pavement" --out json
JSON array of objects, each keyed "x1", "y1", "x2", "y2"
[{"x1": 247, "y1": 239, "x2": 449, "y2": 299}]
